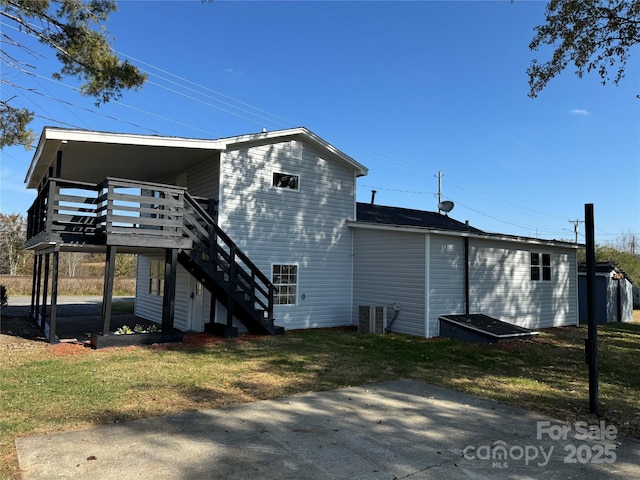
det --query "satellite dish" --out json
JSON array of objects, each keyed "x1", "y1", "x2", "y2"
[{"x1": 438, "y1": 201, "x2": 454, "y2": 214}]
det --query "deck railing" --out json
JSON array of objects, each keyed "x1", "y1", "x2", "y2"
[
  {"x1": 27, "y1": 178, "x2": 100, "y2": 246},
  {"x1": 26, "y1": 177, "x2": 194, "y2": 249}
]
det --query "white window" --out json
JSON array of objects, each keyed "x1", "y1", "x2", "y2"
[
  {"x1": 530, "y1": 253, "x2": 551, "y2": 281},
  {"x1": 272, "y1": 264, "x2": 298, "y2": 305},
  {"x1": 149, "y1": 259, "x2": 165, "y2": 295},
  {"x1": 272, "y1": 172, "x2": 299, "y2": 190}
]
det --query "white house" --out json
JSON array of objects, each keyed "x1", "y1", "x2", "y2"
[
  {"x1": 24, "y1": 126, "x2": 579, "y2": 344},
  {"x1": 132, "y1": 128, "x2": 368, "y2": 334}
]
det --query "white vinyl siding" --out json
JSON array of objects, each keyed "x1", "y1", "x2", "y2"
[
  {"x1": 350, "y1": 230, "x2": 578, "y2": 339},
  {"x1": 183, "y1": 155, "x2": 220, "y2": 200},
  {"x1": 352, "y1": 229, "x2": 426, "y2": 336},
  {"x1": 467, "y1": 238, "x2": 577, "y2": 330},
  {"x1": 136, "y1": 257, "x2": 212, "y2": 331},
  {"x1": 217, "y1": 139, "x2": 355, "y2": 330},
  {"x1": 135, "y1": 254, "x2": 164, "y2": 323},
  {"x1": 427, "y1": 235, "x2": 466, "y2": 337},
  {"x1": 173, "y1": 265, "x2": 191, "y2": 331},
  {"x1": 155, "y1": 155, "x2": 220, "y2": 200}
]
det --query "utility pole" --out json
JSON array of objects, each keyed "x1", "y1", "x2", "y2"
[
  {"x1": 435, "y1": 170, "x2": 443, "y2": 213},
  {"x1": 569, "y1": 219, "x2": 584, "y2": 244}
]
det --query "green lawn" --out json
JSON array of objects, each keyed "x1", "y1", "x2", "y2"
[{"x1": 1, "y1": 320, "x2": 639, "y2": 480}]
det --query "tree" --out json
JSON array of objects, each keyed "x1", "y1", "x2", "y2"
[
  {"x1": 611, "y1": 228, "x2": 638, "y2": 255},
  {"x1": 60, "y1": 251, "x2": 83, "y2": 276},
  {"x1": 0, "y1": 213, "x2": 27, "y2": 275},
  {"x1": 0, "y1": 0, "x2": 146, "y2": 148},
  {"x1": 578, "y1": 242, "x2": 640, "y2": 282},
  {"x1": 115, "y1": 253, "x2": 137, "y2": 277},
  {"x1": 528, "y1": 0, "x2": 640, "y2": 98}
]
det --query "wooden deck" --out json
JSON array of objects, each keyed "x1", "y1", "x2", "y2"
[{"x1": 25, "y1": 176, "x2": 280, "y2": 344}]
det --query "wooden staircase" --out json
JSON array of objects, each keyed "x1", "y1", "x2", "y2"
[{"x1": 180, "y1": 192, "x2": 283, "y2": 336}]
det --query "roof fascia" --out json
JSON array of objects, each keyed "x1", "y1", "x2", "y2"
[
  {"x1": 347, "y1": 221, "x2": 581, "y2": 249},
  {"x1": 37, "y1": 127, "x2": 228, "y2": 149}
]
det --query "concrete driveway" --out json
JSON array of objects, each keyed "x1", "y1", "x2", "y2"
[{"x1": 15, "y1": 380, "x2": 640, "y2": 479}]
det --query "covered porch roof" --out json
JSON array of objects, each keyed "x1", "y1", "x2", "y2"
[{"x1": 25, "y1": 127, "x2": 227, "y2": 189}]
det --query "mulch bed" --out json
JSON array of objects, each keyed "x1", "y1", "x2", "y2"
[{"x1": 2, "y1": 314, "x2": 273, "y2": 355}]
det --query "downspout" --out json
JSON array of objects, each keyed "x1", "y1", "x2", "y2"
[
  {"x1": 464, "y1": 221, "x2": 470, "y2": 319},
  {"x1": 425, "y1": 234, "x2": 431, "y2": 338}
]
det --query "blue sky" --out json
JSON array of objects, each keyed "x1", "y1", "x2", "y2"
[{"x1": 1, "y1": 0, "x2": 639, "y2": 244}]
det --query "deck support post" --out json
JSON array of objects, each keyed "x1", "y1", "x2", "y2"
[
  {"x1": 101, "y1": 245, "x2": 117, "y2": 335},
  {"x1": 226, "y1": 245, "x2": 236, "y2": 328},
  {"x1": 40, "y1": 253, "x2": 50, "y2": 330},
  {"x1": 48, "y1": 250, "x2": 60, "y2": 343},
  {"x1": 162, "y1": 248, "x2": 177, "y2": 332},
  {"x1": 30, "y1": 254, "x2": 40, "y2": 319}
]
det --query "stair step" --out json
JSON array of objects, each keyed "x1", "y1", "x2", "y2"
[{"x1": 204, "y1": 323, "x2": 238, "y2": 338}]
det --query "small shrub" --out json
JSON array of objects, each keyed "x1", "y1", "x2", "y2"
[{"x1": 114, "y1": 325, "x2": 133, "y2": 335}]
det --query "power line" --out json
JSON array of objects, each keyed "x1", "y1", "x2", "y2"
[
  {"x1": 2, "y1": 22, "x2": 630, "y2": 239},
  {"x1": 568, "y1": 219, "x2": 585, "y2": 244}
]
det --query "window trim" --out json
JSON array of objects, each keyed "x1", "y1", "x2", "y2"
[
  {"x1": 271, "y1": 171, "x2": 300, "y2": 191},
  {"x1": 272, "y1": 263, "x2": 299, "y2": 306},
  {"x1": 530, "y1": 252, "x2": 552, "y2": 282}
]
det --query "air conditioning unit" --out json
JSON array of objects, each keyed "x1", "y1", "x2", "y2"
[{"x1": 358, "y1": 305, "x2": 387, "y2": 334}]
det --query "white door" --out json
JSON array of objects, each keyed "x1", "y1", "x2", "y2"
[{"x1": 188, "y1": 276, "x2": 204, "y2": 331}]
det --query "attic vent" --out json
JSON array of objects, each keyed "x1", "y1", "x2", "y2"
[{"x1": 358, "y1": 305, "x2": 387, "y2": 334}]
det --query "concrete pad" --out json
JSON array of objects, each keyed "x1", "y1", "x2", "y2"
[{"x1": 15, "y1": 380, "x2": 640, "y2": 479}]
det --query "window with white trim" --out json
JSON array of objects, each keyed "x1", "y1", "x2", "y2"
[
  {"x1": 272, "y1": 264, "x2": 298, "y2": 305},
  {"x1": 272, "y1": 172, "x2": 299, "y2": 190},
  {"x1": 530, "y1": 253, "x2": 551, "y2": 281},
  {"x1": 149, "y1": 259, "x2": 165, "y2": 295}
]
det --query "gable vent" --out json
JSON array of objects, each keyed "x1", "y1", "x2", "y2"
[{"x1": 289, "y1": 140, "x2": 303, "y2": 160}]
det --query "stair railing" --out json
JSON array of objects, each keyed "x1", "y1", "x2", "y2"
[{"x1": 182, "y1": 192, "x2": 275, "y2": 321}]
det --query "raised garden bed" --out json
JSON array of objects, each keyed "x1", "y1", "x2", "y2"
[{"x1": 90, "y1": 330, "x2": 184, "y2": 349}]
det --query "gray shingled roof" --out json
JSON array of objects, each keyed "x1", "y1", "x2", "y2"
[{"x1": 356, "y1": 203, "x2": 484, "y2": 233}]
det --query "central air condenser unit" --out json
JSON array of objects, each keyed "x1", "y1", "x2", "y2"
[{"x1": 358, "y1": 305, "x2": 387, "y2": 334}]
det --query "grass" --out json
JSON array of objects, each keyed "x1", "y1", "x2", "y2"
[{"x1": 1, "y1": 316, "x2": 640, "y2": 479}]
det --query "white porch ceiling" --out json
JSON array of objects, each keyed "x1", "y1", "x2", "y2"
[{"x1": 26, "y1": 128, "x2": 225, "y2": 189}]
